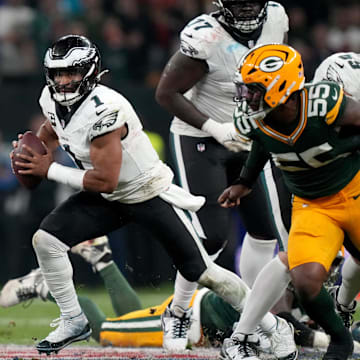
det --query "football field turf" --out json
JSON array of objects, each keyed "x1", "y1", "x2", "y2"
[{"x1": 0, "y1": 285, "x2": 359, "y2": 359}]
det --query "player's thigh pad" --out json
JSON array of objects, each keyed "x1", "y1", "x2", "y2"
[
  {"x1": 39, "y1": 191, "x2": 131, "y2": 247},
  {"x1": 288, "y1": 198, "x2": 344, "y2": 271},
  {"x1": 170, "y1": 134, "x2": 234, "y2": 254},
  {"x1": 129, "y1": 196, "x2": 208, "y2": 282}
]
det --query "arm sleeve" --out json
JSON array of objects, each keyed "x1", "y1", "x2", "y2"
[{"x1": 233, "y1": 140, "x2": 270, "y2": 188}]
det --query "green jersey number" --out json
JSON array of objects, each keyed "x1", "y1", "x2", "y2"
[{"x1": 186, "y1": 18, "x2": 213, "y2": 31}]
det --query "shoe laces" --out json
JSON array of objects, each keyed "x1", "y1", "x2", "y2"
[
  {"x1": 16, "y1": 285, "x2": 37, "y2": 308},
  {"x1": 171, "y1": 313, "x2": 191, "y2": 339},
  {"x1": 233, "y1": 337, "x2": 259, "y2": 357},
  {"x1": 50, "y1": 317, "x2": 62, "y2": 328},
  {"x1": 336, "y1": 302, "x2": 356, "y2": 329}
]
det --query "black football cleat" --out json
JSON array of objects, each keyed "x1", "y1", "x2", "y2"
[{"x1": 322, "y1": 330, "x2": 354, "y2": 360}]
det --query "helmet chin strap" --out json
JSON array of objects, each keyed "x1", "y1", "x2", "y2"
[{"x1": 53, "y1": 91, "x2": 82, "y2": 107}]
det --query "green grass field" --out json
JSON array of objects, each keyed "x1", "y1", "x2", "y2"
[
  {"x1": 0, "y1": 283, "x2": 174, "y2": 346},
  {"x1": 1, "y1": 283, "x2": 359, "y2": 348}
]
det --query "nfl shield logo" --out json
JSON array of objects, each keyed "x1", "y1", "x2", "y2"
[{"x1": 197, "y1": 143, "x2": 206, "y2": 152}]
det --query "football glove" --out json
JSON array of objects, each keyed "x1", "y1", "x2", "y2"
[{"x1": 201, "y1": 118, "x2": 251, "y2": 152}]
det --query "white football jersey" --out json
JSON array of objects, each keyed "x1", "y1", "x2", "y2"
[
  {"x1": 312, "y1": 52, "x2": 360, "y2": 102},
  {"x1": 170, "y1": 1, "x2": 288, "y2": 137},
  {"x1": 39, "y1": 85, "x2": 173, "y2": 203}
]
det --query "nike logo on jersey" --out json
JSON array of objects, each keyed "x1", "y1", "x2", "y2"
[
  {"x1": 335, "y1": 62, "x2": 344, "y2": 68},
  {"x1": 96, "y1": 108, "x2": 106, "y2": 116},
  {"x1": 332, "y1": 88, "x2": 338, "y2": 100},
  {"x1": 353, "y1": 193, "x2": 360, "y2": 200},
  {"x1": 183, "y1": 33, "x2": 193, "y2": 38}
]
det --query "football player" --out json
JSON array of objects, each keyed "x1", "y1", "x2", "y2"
[
  {"x1": 155, "y1": 0, "x2": 294, "y2": 352},
  {"x1": 10, "y1": 34, "x2": 257, "y2": 355},
  {"x1": 219, "y1": 44, "x2": 360, "y2": 360},
  {"x1": 0, "y1": 237, "x2": 332, "y2": 352}
]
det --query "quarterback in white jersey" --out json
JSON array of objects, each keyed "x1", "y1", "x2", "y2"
[
  {"x1": 11, "y1": 35, "x2": 254, "y2": 355},
  {"x1": 156, "y1": 1, "x2": 293, "y2": 352},
  {"x1": 39, "y1": 84, "x2": 173, "y2": 204}
]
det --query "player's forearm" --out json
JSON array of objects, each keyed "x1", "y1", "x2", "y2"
[
  {"x1": 47, "y1": 164, "x2": 118, "y2": 193},
  {"x1": 233, "y1": 141, "x2": 270, "y2": 188},
  {"x1": 83, "y1": 169, "x2": 118, "y2": 193},
  {"x1": 37, "y1": 121, "x2": 59, "y2": 152}
]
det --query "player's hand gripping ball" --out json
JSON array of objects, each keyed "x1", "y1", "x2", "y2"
[{"x1": 11, "y1": 131, "x2": 46, "y2": 189}]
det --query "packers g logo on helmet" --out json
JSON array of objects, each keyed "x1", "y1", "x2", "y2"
[
  {"x1": 259, "y1": 56, "x2": 284, "y2": 72},
  {"x1": 235, "y1": 44, "x2": 305, "y2": 108}
]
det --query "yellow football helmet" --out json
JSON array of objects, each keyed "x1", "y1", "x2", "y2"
[{"x1": 234, "y1": 44, "x2": 305, "y2": 109}]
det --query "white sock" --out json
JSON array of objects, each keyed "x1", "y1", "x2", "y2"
[
  {"x1": 234, "y1": 255, "x2": 291, "y2": 334},
  {"x1": 239, "y1": 233, "x2": 277, "y2": 287},
  {"x1": 198, "y1": 262, "x2": 249, "y2": 313},
  {"x1": 338, "y1": 256, "x2": 360, "y2": 306},
  {"x1": 33, "y1": 229, "x2": 82, "y2": 318},
  {"x1": 171, "y1": 272, "x2": 198, "y2": 317}
]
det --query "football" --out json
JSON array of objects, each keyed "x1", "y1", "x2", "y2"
[{"x1": 12, "y1": 131, "x2": 46, "y2": 190}]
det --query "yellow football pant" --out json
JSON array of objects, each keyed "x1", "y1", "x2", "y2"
[
  {"x1": 100, "y1": 292, "x2": 197, "y2": 347},
  {"x1": 288, "y1": 171, "x2": 360, "y2": 271}
]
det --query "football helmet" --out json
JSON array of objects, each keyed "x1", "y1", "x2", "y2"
[
  {"x1": 213, "y1": 0, "x2": 268, "y2": 33},
  {"x1": 234, "y1": 43, "x2": 305, "y2": 109},
  {"x1": 44, "y1": 35, "x2": 103, "y2": 106}
]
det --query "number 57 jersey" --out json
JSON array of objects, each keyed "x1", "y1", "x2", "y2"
[
  {"x1": 39, "y1": 84, "x2": 173, "y2": 203},
  {"x1": 234, "y1": 81, "x2": 360, "y2": 199}
]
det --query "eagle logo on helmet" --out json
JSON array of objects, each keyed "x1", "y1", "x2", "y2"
[{"x1": 44, "y1": 35, "x2": 106, "y2": 107}]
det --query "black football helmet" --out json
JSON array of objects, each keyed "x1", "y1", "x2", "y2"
[
  {"x1": 44, "y1": 35, "x2": 104, "y2": 106},
  {"x1": 213, "y1": 0, "x2": 268, "y2": 33}
]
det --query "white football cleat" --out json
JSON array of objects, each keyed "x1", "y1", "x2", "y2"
[
  {"x1": 36, "y1": 311, "x2": 92, "y2": 355},
  {"x1": 220, "y1": 334, "x2": 261, "y2": 360},
  {"x1": 161, "y1": 306, "x2": 192, "y2": 351},
  {"x1": 0, "y1": 268, "x2": 48, "y2": 307},
  {"x1": 268, "y1": 317, "x2": 298, "y2": 360},
  {"x1": 71, "y1": 236, "x2": 112, "y2": 271}
]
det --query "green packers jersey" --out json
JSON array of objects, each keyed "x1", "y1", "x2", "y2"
[{"x1": 234, "y1": 81, "x2": 360, "y2": 198}]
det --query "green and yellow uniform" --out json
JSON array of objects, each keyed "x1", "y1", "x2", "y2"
[
  {"x1": 234, "y1": 81, "x2": 360, "y2": 271},
  {"x1": 99, "y1": 288, "x2": 238, "y2": 347}
]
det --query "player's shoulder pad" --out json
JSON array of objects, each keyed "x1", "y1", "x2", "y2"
[
  {"x1": 266, "y1": 1, "x2": 289, "y2": 29},
  {"x1": 180, "y1": 14, "x2": 224, "y2": 59},
  {"x1": 306, "y1": 80, "x2": 346, "y2": 126},
  {"x1": 87, "y1": 85, "x2": 132, "y2": 141}
]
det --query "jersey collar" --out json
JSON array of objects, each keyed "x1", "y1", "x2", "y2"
[{"x1": 255, "y1": 89, "x2": 308, "y2": 146}]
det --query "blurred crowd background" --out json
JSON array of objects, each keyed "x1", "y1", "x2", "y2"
[{"x1": 0, "y1": 0, "x2": 359, "y2": 286}]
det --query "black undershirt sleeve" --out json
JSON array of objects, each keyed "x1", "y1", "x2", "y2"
[{"x1": 233, "y1": 140, "x2": 270, "y2": 188}]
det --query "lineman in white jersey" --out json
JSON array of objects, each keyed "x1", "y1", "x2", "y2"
[
  {"x1": 10, "y1": 35, "x2": 255, "y2": 355},
  {"x1": 155, "y1": 0, "x2": 294, "y2": 351}
]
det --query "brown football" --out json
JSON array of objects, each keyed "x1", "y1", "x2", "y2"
[{"x1": 12, "y1": 131, "x2": 46, "y2": 190}]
